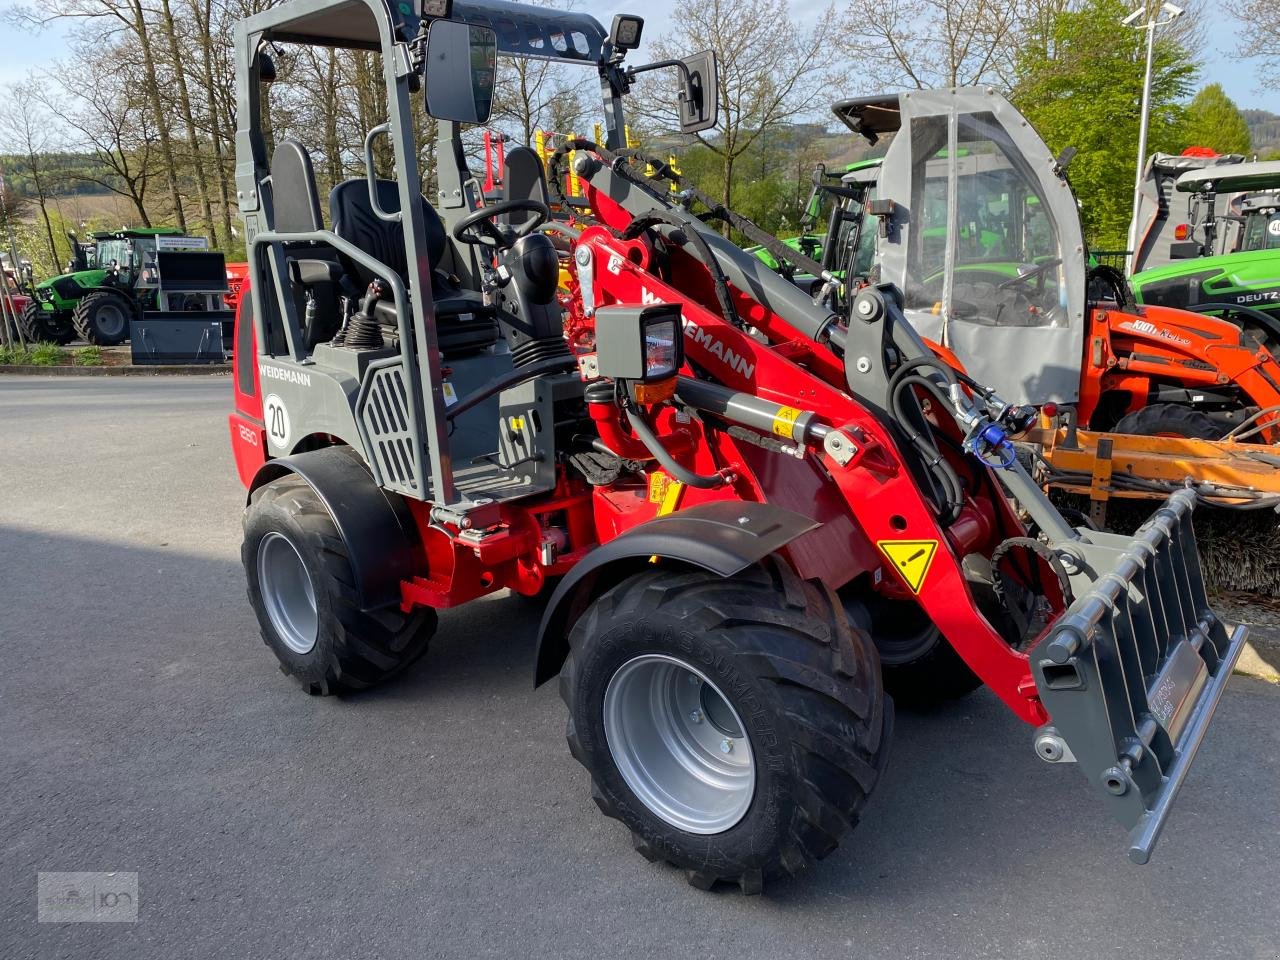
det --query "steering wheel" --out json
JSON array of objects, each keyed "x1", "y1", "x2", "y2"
[
  {"x1": 997, "y1": 257, "x2": 1062, "y2": 291},
  {"x1": 451, "y1": 198, "x2": 552, "y2": 248}
]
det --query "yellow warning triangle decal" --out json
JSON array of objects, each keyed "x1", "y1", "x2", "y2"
[{"x1": 877, "y1": 540, "x2": 939, "y2": 594}]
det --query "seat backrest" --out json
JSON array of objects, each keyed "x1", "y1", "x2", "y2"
[
  {"x1": 271, "y1": 138, "x2": 324, "y2": 234},
  {"x1": 328, "y1": 178, "x2": 447, "y2": 288},
  {"x1": 503, "y1": 146, "x2": 550, "y2": 229}
]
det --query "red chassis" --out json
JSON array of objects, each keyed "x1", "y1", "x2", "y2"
[{"x1": 230, "y1": 182, "x2": 1055, "y2": 727}]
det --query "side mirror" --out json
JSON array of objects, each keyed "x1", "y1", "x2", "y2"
[
  {"x1": 676, "y1": 50, "x2": 717, "y2": 134},
  {"x1": 424, "y1": 20, "x2": 497, "y2": 124}
]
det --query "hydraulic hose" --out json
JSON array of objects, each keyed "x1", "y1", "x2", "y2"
[
  {"x1": 623, "y1": 400, "x2": 727, "y2": 489},
  {"x1": 887, "y1": 355, "x2": 970, "y2": 523},
  {"x1": 610, "y1": 147, "x2": 837, "y2": 285},
  {"x1": 619, "y1": 210, "x2": 743, "y2": 330}
]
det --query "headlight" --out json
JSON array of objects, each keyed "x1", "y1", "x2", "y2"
[
  {"x1": 644, "y1": 317, "x2": 678, "y2": 380},
  {"x1": 594, "y1": 303, "x2": 685, "y2": 403}
]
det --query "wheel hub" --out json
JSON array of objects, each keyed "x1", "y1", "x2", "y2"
[
  {"x1": 602, "y1": 654, "x2": 754, "y2": 834},
  {"x1": 256, "y1": 531, "x2": 318, "y2": 654},
  {"x1": 97, "y1": 303, "x2": 126, "y2": 339}
]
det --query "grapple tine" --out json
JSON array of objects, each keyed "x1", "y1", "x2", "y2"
[{"x1": 1031, "y1": 489, "x2": 1248, "y2": 863}]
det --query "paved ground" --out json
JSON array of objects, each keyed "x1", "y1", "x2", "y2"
[{"x1": 2, "y1": 376, "x2": 1277, "y2": 960}]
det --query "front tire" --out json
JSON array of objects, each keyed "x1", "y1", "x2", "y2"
[
  {"x1": 561, "y1": 559, "x2": 890, "y2": 893},
  {"x1": 1112, "y1": 403, "x2": 1225, "y2": 440},
  {"x1": 846, "y1": 594, "x2": 982, "y2": 709},
  {"x1": 243, "y1": 475, "x2": 435, "y2": 695},
  {"x1": 73, "y1": 290, "x2": 134, "y2": 345},
  {"x1": 18, "y1": 302, "x2": 75, "y2": 345}
]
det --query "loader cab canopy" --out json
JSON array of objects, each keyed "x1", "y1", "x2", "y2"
[
  {"x1": 452, "y1": 0, "x2": 605, "y2": 61},
  {"x1": 851, "y1": 88, "x2": 1086, "y2": 405},
  {"x1": 832, "y1": 95, "x2": 902, "y2": 144},
  {"x1": 232, "y1": 0, "x2": 702, "y2": 506}
]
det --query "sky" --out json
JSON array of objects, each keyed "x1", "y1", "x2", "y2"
[{"x1": 0, "y1": 0, "x2": 1272, "y2": 118}]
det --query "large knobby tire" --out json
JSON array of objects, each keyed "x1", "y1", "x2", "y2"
[
  {"x1": 846, "y1": 594, "x2": 982, "y2": 709},
  {"x1": 18, "y1": 302, "x2": 75, "y2": 345},
  {"x1": 560, "y1": 558, "x2": 891, "y2": 894},
  {"x1": 1113, "y1": 403, "x2": 1225, "y2": 440},
  {"x1": 73, "y1": 290, "x2": 134, "y2": 345},
  {"x1": 242, "y1": 475, "x2": 436, "y2": 695}
]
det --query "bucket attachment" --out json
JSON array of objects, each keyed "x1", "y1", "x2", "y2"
[
  {"x1": 130, "y1": 314, "x2": 229, "y2": 364},
  {"x1": 1030, "y1": 489, "x2": 1247, "y2": 864}
]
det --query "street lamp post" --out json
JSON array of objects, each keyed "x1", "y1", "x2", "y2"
[{"x1": 1124, "y1": 1, "x2": 1184, "y2": 275}]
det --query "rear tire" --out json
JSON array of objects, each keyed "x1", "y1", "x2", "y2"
[
  {"x1": 560, "y1": 558, "x2": 890, "y2": 893},
  {"x1": 845, "y1": 594, "x2": 982, "y2": 709},
  {"x1": 242, "y1": 474, "x2": 435, "y2": 695},
  {"x1": 73, "y1": 290, "x2": 134, "y2": 345},
  {"x1": 1112, "y1": 403, "x2": 1225, "y2": 440}
]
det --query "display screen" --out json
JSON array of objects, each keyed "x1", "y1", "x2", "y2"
[{"x1": 644, "y1": 317, "x2": 678, "y2": 379}]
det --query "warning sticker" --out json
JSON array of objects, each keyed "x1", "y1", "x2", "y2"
[
  {"x1": 771, "y1": 405, "x2": 802, "y2": 438},
  {"x1": 647, "y1": 473, "x2": 670, "y2": 504},
  {"x1": 877, "y1": 539, "x2": 939, "y2": 594}
]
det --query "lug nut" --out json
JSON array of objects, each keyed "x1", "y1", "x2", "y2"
[
  {"x1": 720, "y1": 739, "x2": 733, "y2": 754},
  {"x1": 690, "y1": 709, "x2": 704, "y2": 724}
]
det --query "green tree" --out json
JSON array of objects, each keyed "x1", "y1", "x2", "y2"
[
  {"x1": 1180, "y1": 83, "x2": 1253, "y2": 155},
  {"x1": 1011, "y1": 0, "x2": 1198, "y2": 248}
]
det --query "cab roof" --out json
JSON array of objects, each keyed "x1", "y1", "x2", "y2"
[
  {"x1": 1176, "y1": 160, "x2": 1280, "y2": 195},
  {"x1": 249, "y1": 0, "x2": 606, "y2": 63},
  {"x1": 89, "y1": 227, "x2": 187, "y2": 240}
]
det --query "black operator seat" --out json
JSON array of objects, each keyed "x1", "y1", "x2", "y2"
[
  {"x1": 502, "y1": 146, "x2": 550, "y2": 226},
  {"x1": 268, "y1": 138, "x2": 344, "y2": 347},
  {"x1": 503, "y1": 146, "x2": 568, "y2": 257},
  {"x1": 328, "y1": 178, "x2": 500, "y2": 357}
]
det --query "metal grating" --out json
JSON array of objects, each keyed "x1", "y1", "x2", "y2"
[
  {"x1": 1032, "y1": 489, "x2": 1247, "y2": 863},
  {"x1": 356, "y1": 361, "x2": 421, "y2": 497}
]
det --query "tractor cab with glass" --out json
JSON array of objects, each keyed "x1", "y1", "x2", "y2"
[{"x1": 1130, "y1": 160, "x2": 1280, "y2": 342}]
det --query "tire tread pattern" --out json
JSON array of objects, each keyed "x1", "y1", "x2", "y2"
[
  {"x1": 72, "y1": 290, "x2": 135, "y2": 346},
  {"x1": 561, "y1": 558, "x2": 891, "y2": 893},
  {"x1": 243, "y1": 475, "x2": 434, "y2": 695}
]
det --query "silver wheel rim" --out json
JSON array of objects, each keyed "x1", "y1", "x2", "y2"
[
  {"x1": 603, "y1": 654, "x2": 755, "y2": 834},
  {"x1": 96, "y1": 302, "x2": 126, "y2": 339},
  {"x1": 256, "y1": 531, "x2": 318, "y2": 654}
]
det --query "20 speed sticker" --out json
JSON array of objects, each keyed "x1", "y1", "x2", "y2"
[{"x1": 264, "y1": 394, "x2": 292, "y2": 451}]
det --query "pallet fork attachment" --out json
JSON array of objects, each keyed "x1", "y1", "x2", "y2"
[{"x1": 1032, "y1": 490, "x2": 1248, "y2": 862}]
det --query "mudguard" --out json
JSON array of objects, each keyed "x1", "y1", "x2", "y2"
[
  {"x1": 248, "y1": 445, "x2": 419, "y2": 612},
  {"x1": 533, "y1": 501, "x2": 818, "y2": 685}
]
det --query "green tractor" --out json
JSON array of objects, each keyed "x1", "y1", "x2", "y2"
[
  {"x1": 745, "y1": 159, "x2": 882, "y2": 276},
  {"x1": 24, "y1": 227, "x2": 218, "y2": 345},
  {"x1": 1130, "y1": 160, "x2": 1280, "y2": 349}
]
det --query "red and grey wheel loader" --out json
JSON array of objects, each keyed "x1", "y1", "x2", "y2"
[{"x1": 228, "y1": 0, "x2": 1246, "y2": 892}]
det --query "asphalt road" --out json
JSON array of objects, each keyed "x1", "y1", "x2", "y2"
[{"x1": 2, "y1": 375, "x2": 1277, "y2": 960}]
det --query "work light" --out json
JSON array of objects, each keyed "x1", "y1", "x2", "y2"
[
  {"x1": 594, "y1": 303, "x2": 684, "y2": 403},
  {"x1": 608, "y1": 15, "x2": 644, "y2": 51},
  {"x1": 417, "y1": 0, "x2": 452, "y2": 17}
]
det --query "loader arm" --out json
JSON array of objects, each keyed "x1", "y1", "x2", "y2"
[{"x1": 561, "y1": 142, "x2": 1246, "y2": 863}]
